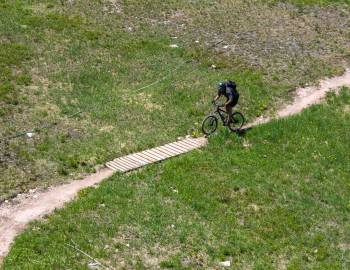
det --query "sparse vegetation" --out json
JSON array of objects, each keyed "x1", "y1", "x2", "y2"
[{"x1": 3, "y1": 89, "x2": 350, "y2": 269}]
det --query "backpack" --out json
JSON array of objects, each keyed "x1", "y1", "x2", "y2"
[
  {"x1": 227, "y1": 80, "x2": 238, "y2": 95},
  {"x1": 226, "y1": 80, "x2": 236, "y2": 88}
]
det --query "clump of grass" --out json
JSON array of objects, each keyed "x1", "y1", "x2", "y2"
[{"x1": 0, "y1": 43, "x2": 32, "y2": 106}]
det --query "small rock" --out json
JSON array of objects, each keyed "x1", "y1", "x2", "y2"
[
  {"x1": 223, "y1": 45, "x2": 229, "y2": 49},
  {"x1": 211, "y1": 64, "x2": 217, "y2": 69},
  {"x1": 100, "y1": 203, "x2": 106, "y2": 207},
  {"x1": 195, "y1": 40, "x2": 199, "y2": 43},
  {"x1": 33, "y1": 195, "x2": 38, "y2": 199},
  {"x1": 88, "y1": 262, "x2": 100, "y2": 269},
  {"x1": 171, "y1": 224, "x2": 175, "y2": 228},
  {"x1": 218, "y1": 260, "x2": 231, "y2": 267},
  {"x1": 4, "y1": 200, "x2": 9, "y2": 203},
  {"x1": 170, "y1": 44, "x2": 179, "y2": 48},
  {"x1": 29, "y1": 189, "x2": 36, "y2": 194},
  {"x1": 26, "y1": 132, "x2": 34, "y2": 138}
]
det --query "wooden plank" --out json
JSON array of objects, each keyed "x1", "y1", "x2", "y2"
[
  {"x1": 177, "y1": 140, "x2": 197, "y2": 148},
  {"x1": 107, "y1": 161, "x2": 129, "y2": 172},
  {"x1": 111, "y1": 159, "x2": 138, "y2": 171},
  {"x1": 166, "y1": 143, "x2": 185, "y2": 154},
  {"x1": 167, "y1": 142, "x2": 190, "y2": 152},
  {"x1": 121, "y1": 155, "x2": 147, "y2": 166},
  {"x1": 106, "y1": 162, "x2": 120, "y2": 171},
  {"x1": 157, "y1": 145, "x2": 182, "y2": 155},
  {"x1": 153, "y1": 146, "x2": 178, "y2": 157},
  {"x1": 162, "y1": 144, "x2": 184, "y2": 154},
  {"x1": 139, "y1": 150, "x2": 164, "y2": 161},
  {"x1": 165, "y1": 144, "x2": 185, "y2": 154},
  {"x1": 182, "y1": 138, "x2": 202, "y2": 147},
  {"x1": 108, "y1": 160, "x2": 130, "y2": 171},
  {"x1": 145, "y1": 148, "x2": 172, "y2": 159},
  {"x1": 112, "y1": 156, "x2": 143, "y2": 170},
  {"x1": 130, "y1": 152, "x2": 155, "y2": 163},
  {"x1": 142, "y1": 149, "x2": 168, "y2": 160},
  {"x1": 175, "y1": 141, "x2": 197, "y2": 151},
  {"x1": 137, "y1": 151, "x2": 161, "y2": 162},
  {"x1": 123, "y1": 154, "x2": 149, "y2": 166}
]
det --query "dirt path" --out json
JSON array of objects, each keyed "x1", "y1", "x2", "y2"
[
  {"x1": 247, "y1": 68, "x2": 350, "y2": 127},
  {"x1": 0, "y1": 168, "x2": 114, "y2": 260},
  {"x1": 1, "y1": 68, "x2": 350, "y2": 261}
]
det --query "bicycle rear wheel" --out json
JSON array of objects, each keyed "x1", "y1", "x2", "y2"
[
  {"x1": 228, "y1": 112, "x2": 245, "y2": 132},
  {"x1": 202, "y1": 115, "x2": 218, "y2": 136}
]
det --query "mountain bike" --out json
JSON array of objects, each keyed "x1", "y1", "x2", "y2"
[{"x1": 202, "y1": 102, "x2": 245, "y2": 135}]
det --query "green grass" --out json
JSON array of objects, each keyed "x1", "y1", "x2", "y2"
[
  {"x1": 3, "y1": 89, "x2": 350, "y2": 269},
  {"x1": 0, "y1": 0, "x2": 349, "y2": 200}
]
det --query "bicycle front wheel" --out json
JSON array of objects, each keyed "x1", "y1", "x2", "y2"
[
  {"x1": 202, "y1": 115, "x2": 218, "y2": 136},
  {"x1": 228, "y1": 112, "x2": 245, "y2": 132}
]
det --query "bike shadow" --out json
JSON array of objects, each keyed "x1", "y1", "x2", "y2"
[{"x1": 234, "y1": 126, "x2": 252, "y2": 137}]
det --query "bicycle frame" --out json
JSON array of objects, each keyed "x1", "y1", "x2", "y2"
[{"x1": 213, "y1": 106, "x2": 228, "y2": 124}]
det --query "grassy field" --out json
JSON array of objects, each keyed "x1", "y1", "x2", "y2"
[
  {"x1": 3, "y1": 89, "x2": 350, "y2": 269},
  {"x1": 0, "y1": 0, "x2": 349, "y2": 201}
]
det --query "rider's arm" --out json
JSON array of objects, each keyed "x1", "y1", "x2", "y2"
[
  {"x1": 213, "y1": 93, "x2": 220, "y2": 102},
  {"x1": 225, "y1": 92, "x2": 233, "y2": 106}
]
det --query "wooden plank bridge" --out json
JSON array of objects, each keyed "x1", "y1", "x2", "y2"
[{"x1": 106, "y1": 137, "x2": 207, "y2": 172}]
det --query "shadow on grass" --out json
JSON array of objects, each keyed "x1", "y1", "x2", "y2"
[{"x1": 235, "y1": 126, "x2": 252, "y2": 137}]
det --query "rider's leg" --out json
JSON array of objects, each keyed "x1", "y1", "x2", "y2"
[
  {"x1": 225, "y1": 104, "x2": 233, "y2": 124},
  {"x1": 227, "y1": 95, "x2": 239, "y2": 124}
]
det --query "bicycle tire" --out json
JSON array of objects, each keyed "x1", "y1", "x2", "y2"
[
  {"x1": 228, "y1": 112, "x2": 245, "y2": 132},
  {"x1": 202, "y1": 115, "x2": 218, "y2": 136}
]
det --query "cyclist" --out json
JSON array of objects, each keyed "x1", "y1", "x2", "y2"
[{"x1": 213, "y1": 80, "x2": 239, "y2": 125}]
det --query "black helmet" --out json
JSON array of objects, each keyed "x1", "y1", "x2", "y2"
[{"x1": 217, "y1": 81, "x2": 226, "y2": 93}]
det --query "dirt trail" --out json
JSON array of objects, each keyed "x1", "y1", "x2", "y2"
[
  {"x1": 248, "y1": 68, "x2": 350, "y2": 127},
  {"x1": 1, "y1": 69, "x2": 350, "y2": 261},
  {"x1": 0, "y1": 168, "x2": 114, "y2": 260}
]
